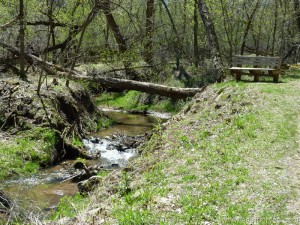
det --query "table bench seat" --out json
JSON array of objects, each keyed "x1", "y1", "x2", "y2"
[{"x1": 229, "y1": 56, "x2": 281, "y2": 82}]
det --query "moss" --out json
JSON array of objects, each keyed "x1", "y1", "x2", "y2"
[
  {"x1": 72, "y1": 137, "x2": 84, "y2": 148},
  {"x1": 74, "y1": 157, "x2": 89, "y2": 168}
]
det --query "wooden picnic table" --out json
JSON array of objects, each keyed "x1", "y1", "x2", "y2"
[{"x1": 229, "y1": 55, "x2": 281, "y2": 82}]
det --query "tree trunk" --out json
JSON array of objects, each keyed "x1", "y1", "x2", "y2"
[
  {"x1": 45, "y1": 0, "x2": 55, "y2": 62},
  {"x1": 47, "y1": 0, "x2": 57, "y2": 64},
  {"x1": 240, "y1": 0, "x2": 260, "y2": 55},
  {"x1": 198, "y1": 0, "x2": 225, "y2": 82},
  {"x1": 183, "y1": 0, "x2": 187, "y2": 57},
  {"x1": 102, "y1": 0, "x2": 138, "y2": 79},
  {"x1": 161, "y1": 0, "x2": 181, "y2": 70},
  {"x1": 70, "y1": 0, "x2": 102, "y2": 70},
  {"x1": 271, "y1": 0, "x2": 278, "y2": 56},
  {"x1": 19, "y1": 0, "x2": 26, "y2": 80},
  {"x1": 102, "y1": 2, "x2": 126, "y2": 54},
  {"x1": 193, "y1": 0, "x2": 200, "y2": 67},
  {"x1": 144, "y1": 0, "x2": 155, "y2": 65},
  {"x1": 295, "y1": 0, "x2": 300, "y2": 32},
  {"x1": 0, "y1": 41, "x2": 79, "y2": 76},
  {"x1": 84, "y1": 76, "x2": 204, "y2": 99}
]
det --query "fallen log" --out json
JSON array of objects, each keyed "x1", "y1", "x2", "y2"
[
  {"x1": 0, "y1": 41, "x2": 79, "y2": 75},
  {"x1": 0, "y1": 41, "x2": 204, "y2": 99},
  {"x1": 88, "y1": 76, "x2": 204, "y2": 99}
]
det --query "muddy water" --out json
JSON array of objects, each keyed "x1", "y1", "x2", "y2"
[
  {"x1": 4, "y1": 163, "x2": 78, "y2": 211},
  {"x1": 100, "y1": 110, "x2": 166, "y2": 136},
  {"x1": 2, "y1": 110, "x2": 168, "y2": 211}
]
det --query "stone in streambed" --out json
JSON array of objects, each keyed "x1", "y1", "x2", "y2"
[
  {"x1": 0, "y1": 190, "x2": 11, "y2": 210},
  {"x1": 78, "y1": 176, "x2": 103, "y2": 195}
]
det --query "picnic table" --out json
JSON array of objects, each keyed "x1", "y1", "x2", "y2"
[{"x1": 229, "y1": 55, "x2": 281, "y2": 82}]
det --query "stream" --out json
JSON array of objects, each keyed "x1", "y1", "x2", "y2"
[{"x1": 2, "y1": 110, "x2": 169, "y2": 212}]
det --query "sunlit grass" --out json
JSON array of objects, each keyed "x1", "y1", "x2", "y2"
[
  {"x1": 0, "y1": 128, "x2": 56, "y2": 179},
  {"x1": 109, "y1": 69, "x2": 300, "y2": 224},
  {"x1": 47, "y1": 68, "x2": 300, "y2": 224}
]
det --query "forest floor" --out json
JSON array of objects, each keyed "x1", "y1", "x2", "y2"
[{"x1": 48, "y1": 68, "x2": 300, "y2": 224}]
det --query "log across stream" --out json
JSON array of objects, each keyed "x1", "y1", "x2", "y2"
[{"x1": 1, "y1": 110, "x2": 169, "y2": 212}]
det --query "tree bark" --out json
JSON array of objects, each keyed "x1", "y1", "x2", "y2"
[
  {"x1": 0, "y1": 41, "x2": 79, "y2": 75},
  {"x1": 102, "y1": 0, "x2": 138, "y2": 79},
  {"x1": 194, "y1": 0, "x2": 200, "y2": 67},
  {"x1": 83, "y1": 76, "x2": 204, "y2": 99},
  {"x1": 47, "y1": 0, "x2": 57, "y2": 64},
  {"x1": 161, "y1": 0, "x2": 181, "y2": 69},
  {"x1": 294, "y1": 0, "x2": 300, "y2": 32},
  {"x1": 240, "y1": 0, "x2": 261, "y2": 55},
  {"x1": 44, "y1": 0, "x2": 55, "y2": 63},
  {"x1": 19, "y1": 0, "x2": 26, "y2": 80},
  {"x1": 198, "y1": 0, "x2": 225, "y2": 82},
  {"x1": 144, "y1": 0, "x2": 155, "y2": 65},
  {"x1": 271, "y1": 0, "x2": 278, "y2": 56}
]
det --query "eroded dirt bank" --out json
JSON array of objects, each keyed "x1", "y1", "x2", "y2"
[{"x1": 0, "y1": 75, "x2": 103, "y2": 173}]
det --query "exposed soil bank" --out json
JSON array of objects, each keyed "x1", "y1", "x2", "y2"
[
  {"x1": 0, "y1": 76, "x2": 105, "y2": 187},
  {"x1": 0, "y1": 75, "x2": 104, "y2": 219}
]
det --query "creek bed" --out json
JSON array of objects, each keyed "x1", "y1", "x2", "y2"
[{"x1": 1, "y1": 110, "x2": 169, "y2": 212}]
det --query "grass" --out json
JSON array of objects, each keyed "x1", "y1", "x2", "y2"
[
  {"x1": 105, "y1": 71, "x2": 300, "y2": 224},
  {"x1": 50, "y1": 193, "x2": 89, "y2": 220},
  {"x1": 96, "y1": 90, "x2": 186, "y2": 113},
  {"x1": 0, "y1": 127, "x2": 56, "y2": 180},
  {"x1": 45, "y1": 69, "x2": 300, "y2": 224}
]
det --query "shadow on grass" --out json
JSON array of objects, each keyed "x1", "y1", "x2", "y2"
[
  {"x1": 236, "y1": 73, "x2": 300, "y2": 83},
  {"x1": 230, "y1": 68, "x2": 300, "y2": 83},
  {"x1": 237, "y1": 79, "x2": 285, "y2": 84},
  {"x1": 283, "y1": 74, "x2": 300, "y2": 80}
]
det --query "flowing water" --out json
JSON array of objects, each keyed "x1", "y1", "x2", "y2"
[{"x1": 2, "y1": 110, "x2": 169, "y2": 211}]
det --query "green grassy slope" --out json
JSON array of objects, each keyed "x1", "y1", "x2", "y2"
[{"x1": 54, "y1": 70, "x2": 300, "y2": 224}]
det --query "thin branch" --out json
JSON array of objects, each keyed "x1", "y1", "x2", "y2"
[{"x1": 0, "y1": 14, "x2": 20, "y2": 30}]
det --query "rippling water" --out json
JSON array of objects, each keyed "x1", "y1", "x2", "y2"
[
  {"x1": 83, "y1": 138, "x2": 137, "y2": 166},
  {"x1": 2, "y1": 110, "x2": 168, "y2": 211}
]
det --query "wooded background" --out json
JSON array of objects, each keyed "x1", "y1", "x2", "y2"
[{"x1": 1, "y1": 0, "x2": 300, "y2": 83}]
